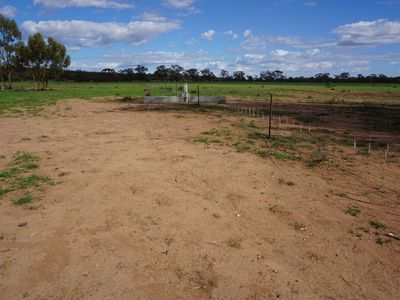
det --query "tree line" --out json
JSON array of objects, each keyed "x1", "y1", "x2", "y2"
[
  {"x1": 58, "y1": 67, "x2": 400, "y2": 84},
  {"x1": 0, "y1": 14, "x2": 70, "y2": 90}
]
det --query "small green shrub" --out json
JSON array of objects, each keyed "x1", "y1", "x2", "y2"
[
  {"x1": 345, "y1": 206, "x2": 361, "y2": 217},
  {"x1": 13, "y1": 194, "x2": 33, "y2": 206},
  {"x1": 369, "y1": 220, "x2": 386, "y2": 229},
  {"x1": 0, "y1": 188, "x2": 12, "y2": 197}
]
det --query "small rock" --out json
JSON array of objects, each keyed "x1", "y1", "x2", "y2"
[
  {"x1": 213, "y1": 213, "x2": 221, "y2": 219},
  {"x1": 18, "y1": 222, "x2": 27, "y2": 227}
]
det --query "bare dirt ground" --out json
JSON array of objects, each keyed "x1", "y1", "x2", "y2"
[{"x1": 0, "y1": 99, "x2": 399, "y2": 299}]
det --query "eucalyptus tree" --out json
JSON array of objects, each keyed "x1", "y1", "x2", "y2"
[
  {"x1": 0, "y1": 14, "x2": 22, "y2": 89},
  {"x1": 134, "y1": 65, "x2": 148, "y2": 81},
  {"x1": 18, "y1": 32, "x2": 70, "y2": 90}
]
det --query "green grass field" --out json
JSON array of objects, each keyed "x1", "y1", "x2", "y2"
[{"x1": 1, "y1": 81, "x2": 400, "y2": 115}]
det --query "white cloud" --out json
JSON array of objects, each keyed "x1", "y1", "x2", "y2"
[
  {"x1": 71, "y1": 50, "x2": 224, "y2": 72},
  {"x1": 33, "y1": 0, "x2": 134, "y2": 10},
  {"x1": 136, "y1": 12, "x2": 167, "y2": 22},
  {"x1": 0, "y1": 5, "x2": 17, "y2": 17},
  {"x1": 234, "y1": 49, "x2": 336, "y2": 74},
  {"x1": 21, "y1": 18, "x2": 180, "y2": 48},
  {"x1": 239, "y1": 31, "x2": 268, "y2": 52},
  {"x1": 201, "y1": 30, "x2": 216, "y2": 41},
  {"x1": 224, "y1": 30, "x2": 239, "y2": 40},
  {"x1": 164, "y1": 0, "x2": 195, "y2": 9},
  {"x1": 304, "y1": 62, "x2": 334, "y2": 70},
  {"x1": 243, "y1": 29, "x2": 252, "y2": 38},
  {"x1": 304, "y1": 1, "x2": 317, "y2": 7},
  {"x1": 185, "y1": 38, "x2": 197, "y2": 45},
  {"x1": 333, "y1": 19, "x2": 400, "y2": 46},
  {"x1": 267, "y1": 35, "x2": 303, "y2": 47}
]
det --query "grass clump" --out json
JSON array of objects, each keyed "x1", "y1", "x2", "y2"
[
  {"x1": 13, "y1": 152, "x2": 39, "y2": 165},
  {"x1": 345, "y1": 206, "x2": 361, "y2": 217},
  {"x1": 369, "y1": 220, "x2": 386, "y2": 229},
  {"x1": 307, "y1": 148, "x2": 328, "y2": 168},
  {"x1": 13, "y1": 194, "x2": 34, "y2": 206},
  {"x1": 272, "y1": 151, "x2": 293, "y2": 161},
  {"x1": 14, "y1": 175, "x2": 53, "y2": 189},
  {"x1": 234, "y1": 141, "x2": 251, "y2": 153},
  {"x1": 193, "y1": 137, "x2": 222, "y2": 144},
  {"x1": 0, "y1": 152, "x2": 55, "y2": 209},
  {"x1": 201, "y1": 129, "x2": 231, "y2": 137},
  {"x1": 22, "y1": 163, "x2": 39, "y2": 170},
  {"x1": 248, "y1": 131, "x2": 265, "y2": 140},
  {"x1": 0, "y1": 188, "x2": 12, "y2": 197},
  {"x1": 0, "y1": 167, "x2": 21, "y2": 178},
  {"x1": 338, "y1": 139, "x2": 354, "y2": 147}
]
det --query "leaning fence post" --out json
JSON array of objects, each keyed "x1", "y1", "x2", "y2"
[
  {"x1": 268, "y1": 94, "x2": 273, "y2": 139},
  {"x1": 381, "y1": 143, "x2": 390, "y2": 186},
  {"x1": 197, "y1": 85, "x2": 200, "y2": 105}
]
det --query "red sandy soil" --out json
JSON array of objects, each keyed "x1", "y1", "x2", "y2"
[{"x1": 0, "y1": 99, "x2": 399, "y2": 299}]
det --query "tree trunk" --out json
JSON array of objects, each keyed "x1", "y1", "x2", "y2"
[
  {"x1": 7, "y1": 71, "x2": 12, "y2": 90},
  {"x1": 0, "y1": 71, "x2": 5, "y2": 90}
]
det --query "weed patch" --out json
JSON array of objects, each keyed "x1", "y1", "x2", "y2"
[
  {"x1": 369, "y1": 220, "x2": 386, "y2": 229},
  {"x1": 0, "y1": 152, "x2": 55, "y2": 209},
  {"x1": 0, "y1": 188, "x2": 12, "y2": 197},
  {"x1": 272, "y1": 151, "x2": 293, "y2": 161},
  {"x1": 345, "y1": 206, "x2": 361, "y2": 217},
  {"x1": 14, "y1": 175, "x2": 53, "y2": 189},
  {"x1": 13, "y1": 194, "x2": 34, "y2": 206}
]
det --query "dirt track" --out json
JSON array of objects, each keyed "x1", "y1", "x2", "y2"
[{"x1": 0, "y1": 100, "x2": 399, "y2": 299}]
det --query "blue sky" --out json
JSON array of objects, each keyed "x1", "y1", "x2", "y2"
[{"x1": 1, "y1": 0, "x2": 400, "y2": 76}]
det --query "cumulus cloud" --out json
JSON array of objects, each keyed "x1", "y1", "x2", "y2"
[
  {"x1": 201, "y1": 30, "x2": 216, "y2": 40},
  {"x1": 304, "y1": 1, "x2": 317, "y2": 7},
  {"x1": 243, "y1": 29, "x2": 252, "y2": 38},
  {"x1": 163, "y1": 0, "x2": 195, "y2": 9},
  {"x1": 33, "y1": 0, "x2": 134, "y2": 10},
  {"x1": 185, "y1": 38, "x2": 197, "y2": 45},
  {"x1": 71, "y1": 50, "x2": 227, "y2": 72},
  {"x1": 0, "y1": 5, "x2": 17, "y2": 17},
  {"x1": 235, "y1": 49, "x2": 336, "y2": 74},
  {"x1": 333, "y1": 19, "x2": 400, "y2": 46},
  {"x1": 238, "y1": 30, "x2": 268, "y2": 52},
  {"x1": 21, "y1": 18, "x2": 180, "y2": 48},
  {"x1": 224, "y1": 30, "x2": 239, "y2": 40}
]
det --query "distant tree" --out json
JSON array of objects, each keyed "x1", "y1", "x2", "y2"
[
  {"x1": 0, "y1": 14, "x2": 22, "y2": 89},
  {"x1": 356, "y1": 74, "x2": 365, "y2": 82},
  {"x1": 220, "y1": 69, "x2": 230, "y2": 81},
  {"x1": 335, "y1": 72, "x2": 350, "y2": 82},
  {"x1": 314, "y1": 73, "x2": 331, "y2": 82},
  {"x1": 246, "y1": 75, "x2": 254, "y2": 81},
  {"x1": 134, "y1": 65, "x2": 148, "y2": 81},
  {"x1": 233, "y1": 71, "x2": 245, "y2": 81},
  {"x1": 119, "y1": 68, "x2": 134, "y2": 80},
  {"x1": 260, "y1": 71, "x2": 273, "y2": 82},
  {"x1": 170, "y1": 64, "x2": 184, "y2": 81},
  {"x1": 101, "y1": 68, "x2": 116, "y2": 73},
  {"x1": 154, "y1": 65, "x2": 170, "y2": 81},
  {"x1": 271, "y1": 70, "x2": 285, "y2": 81},
  {"x1": 17, "y1": 33, "x2": 70, "y2": 90},
  {"x1": 184, "y1": 68, "x2": 199, "y2": 81},
  {"x1": 200, "y1": 68, "x2": 216, "y2": 81}
]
